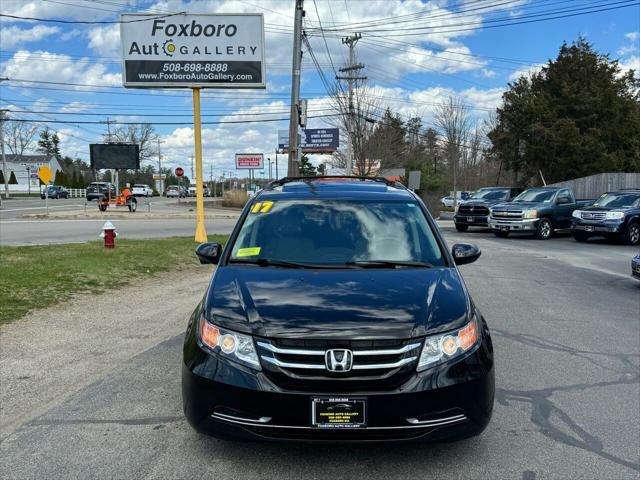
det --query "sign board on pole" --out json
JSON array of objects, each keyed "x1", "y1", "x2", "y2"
[
  {"x1": 38, "y1": 165, "x2": 53, "y2": 184},
  {"x1": 408, "y1": 170, "x2": 421, "y2": 190},
  {"x1": 120, "y1": 13, "x2": 266, "y2": 89},
  {"x1": 235, "y1": 153, "x2": 264, "y2": 169},
  {"x1": 278, "y1": 128, "x2": 339, "y2": 153}
]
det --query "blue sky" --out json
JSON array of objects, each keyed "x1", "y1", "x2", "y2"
[{"x1": 1, "y1": 0, "x2": 638, "y2": 178}]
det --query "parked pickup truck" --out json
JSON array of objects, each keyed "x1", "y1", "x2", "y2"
[
  {"x1": 571, "y1": 189, "x2": 640, "y2": 245},
  {"x1": 489, "y1": 187, "x2": 591, "y2": 240},
  {"x1": 454, "y1": 187, "x2": 523, "y2": 232}
]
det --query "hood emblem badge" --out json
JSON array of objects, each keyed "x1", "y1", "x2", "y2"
[{"x1": 325, "y1": 349, "x2": 353, "y2": 372}]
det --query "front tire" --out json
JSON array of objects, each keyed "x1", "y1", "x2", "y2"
[
  {"x1": 535, "y1": 218, "x2": 553, "y2": 240},
  {"x1": 98, "y1": 204, "x2": 108, "y2": 212},
  {"x1": 455, "y1": 224, "x2": 469, "y2": 232},
  {"x1": 625, "y1": 221, "x2": 640, "y2": 245},
  {"x1": 128, "y1": 197, "x2": 137, "y2": 213}
]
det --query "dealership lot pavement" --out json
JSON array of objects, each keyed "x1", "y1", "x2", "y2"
[{"x1": 1, "y1": 226, "x2": 639, "y2": 479}]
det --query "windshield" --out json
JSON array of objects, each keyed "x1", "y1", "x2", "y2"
[
  {"x1": 469, "y1": 189, "x2": 510, "y2": 201},
  {"x1": 229, "y1": 199, "x2": 445, "y2": 267},
  {"x1": 134, "y1": 184, "x2": 146, "y2": 188},
  {"x1": 513, "y1": 189, "x2": 556, "y2": 203},
  {"x1": 592, "y1": 192, "x2": 640, "y2": 208}
]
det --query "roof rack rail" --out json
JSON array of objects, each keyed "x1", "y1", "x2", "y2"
[{"x1": 265, "y1": 175, "x2": 406, "y2": 189}]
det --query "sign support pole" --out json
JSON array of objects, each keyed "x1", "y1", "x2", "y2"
[{"x1": 192, "y1": 88, "x2": 208, "y2": 243}]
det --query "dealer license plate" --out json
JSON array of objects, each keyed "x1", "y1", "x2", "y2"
[
  {"x1": 467, "y1": 216, "x2": 474, "y2": 222},
  {"x1": 312, "y1": 397, "x2": 366, "y2": 428},
  {"x1": 585, "y1": 225, "x2": 594, "y2": 232},
  {"x1": 498, "y1": 225, "x2": 510, "y2": 231}
]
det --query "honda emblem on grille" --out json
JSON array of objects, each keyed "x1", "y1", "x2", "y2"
[{"x1": 325, "y1": 349, "x2": 353, "y2": 372}]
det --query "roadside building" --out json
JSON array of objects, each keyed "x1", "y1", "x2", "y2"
[{"x1": 3, "y1": 155, "x2": 62, "y2": 193}]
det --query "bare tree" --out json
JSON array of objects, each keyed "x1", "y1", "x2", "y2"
[
  {"x1": 434, "y1": 96, "x2": 471, "y2": 205},
  {"x1": 2, "y1": 120, "x2": 39, "y2": 158},
  {"x1": 103, "y1": 123, "x2": 156, "y2": 160},
  {"x1": 329, "y1": 84, "x2": 381, "y2": 176}
]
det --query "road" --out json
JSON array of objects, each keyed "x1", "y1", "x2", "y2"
[
  {"x1": 0, "y1": 197, "x2": 238, "y2": 245},
  {"x1": 1, "y1": 225, "x2": 639, "y2": 479}
]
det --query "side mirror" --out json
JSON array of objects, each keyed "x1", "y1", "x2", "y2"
[
  {"x1": 557, "y1": 196, "x2": 571, "y2": 205},
  {"x1": 452, "y1": 243, "x2": 481, "y2": 266},
  {"x1": 195, "y1": 242, "x2": 221, "y2": 264}
]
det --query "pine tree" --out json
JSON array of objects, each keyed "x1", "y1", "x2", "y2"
[
  {"x1": 0, "y1": 170, "x2": 4, "y2": 184},
  {"x1": 299, "y1": 155, "x2": 317, "y2": 176},
  {"x1": 9, "y1": 171, "x2": 18, "y2": 184},
  {"x1": 488, "y1": 37, "x2": 640, "y2": 185}
]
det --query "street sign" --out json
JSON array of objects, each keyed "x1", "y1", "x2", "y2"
[
  {"x1": 175, "y1": 167, "x2": 184, "y2": 177},
  {"x1": 120, "y1": 13, "x2": 266, "y2": 89},
  {"x1": 38, "y1": 166, "x2": 53, "y2": 184},
  {"x1": 235, "y1": 153, "x2": 264, "y2": 169},
  {"x1": 408, "y1": 170, "x2": 421, "y2": 190},
  {"x1": 278, "y1": 128, "x2": 339, "y2": 153}
]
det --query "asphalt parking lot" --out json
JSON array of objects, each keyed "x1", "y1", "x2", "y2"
[{"x1": 1, "y1": 225, "x2": 638, "y2": 480}]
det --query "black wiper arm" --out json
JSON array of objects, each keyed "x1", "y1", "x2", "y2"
[
  {"x1": 345, "y1": 260, "x2": 434, "y2": 268},
  {"x1": 229, "y1": 258, "x2": 347, "y2": 269}
]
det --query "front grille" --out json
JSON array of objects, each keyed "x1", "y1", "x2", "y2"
[
  {"x1": 458, "y1": 205, "x2": 489, "y2": 216},
  {"x1": 491, "y1": 209, "x2": 523, "y2": 220},
  {"x1": 256, "y1": 338, "x2": 421, "y2": 391},
  {"x1": 580, "y1": 211, "x2": 606, "y2": 221}
]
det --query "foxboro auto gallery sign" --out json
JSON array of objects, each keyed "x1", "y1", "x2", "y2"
[{"x1": 120, "y1": 14, "x2": 265, "y2": 88}]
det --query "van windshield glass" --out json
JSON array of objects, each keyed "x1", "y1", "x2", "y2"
[{"x1": 229, "y1": 200, "x2": 445, "y2": 266}]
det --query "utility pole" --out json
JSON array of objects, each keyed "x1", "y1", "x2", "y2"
[
  {"x1": 0, "y1": 109, "x2": 9, "y2": 199},
  {"x1": 336, "y1": 33, "x2": 366, "y2": 170},
  {"x1": 275, "y1": 149, "x2": 279, "y2": 180},
  {"x1": 190, "y1": 154, "x2": 194, "y2": 180},
  {"x1": 288, "y1": 0, "x2": 304, "y2": 178},
  {"x1": 156, "y1": 137, "x2": 164, "y2": 194}
]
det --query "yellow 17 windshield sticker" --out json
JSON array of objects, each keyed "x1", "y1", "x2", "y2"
[
  {"x1": 236, "y1": 247, "x2": 261, "y2": 257},
  {"x1": 251, "y1": 201, "x2": 274, "y2": 214}
]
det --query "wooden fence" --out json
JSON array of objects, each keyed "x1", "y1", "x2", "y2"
[{"x1": 547, "y1": 173, "x2": 640, "y2": 199}]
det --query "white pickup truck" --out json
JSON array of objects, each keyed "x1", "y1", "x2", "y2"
[{"x1": 131, "y1": 184, "x2": 153, "y2": 197}]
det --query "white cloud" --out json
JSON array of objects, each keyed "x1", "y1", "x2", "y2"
[
  {"x1": 619, "y1": 55, "x2": 639, "y2": 73},
  {"x1": 87, "y1": 25, "x2": 121, "y2": 57},
  {"x1": 618, "y1": 31, "x2": 639, "y2": 57},
  {"x1": 0, "y1": 25, "x2": 60, "y2": 49},
  {"x1": 508, "y1": 63, "x2": 545, "y2": 81},
  {"x1": 1, "y1": 50, "x2": 121, "y2": 88}
]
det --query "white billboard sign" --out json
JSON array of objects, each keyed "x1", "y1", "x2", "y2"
[
  {"x1": 236, "y1": 153, "x2": 264, "y2": 169},
  {"x1": 120, "y1": 13, "x2": 265, "y2": 88}
]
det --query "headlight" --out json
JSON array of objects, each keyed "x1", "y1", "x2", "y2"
[
  {"x1": 522, "y1": 209, "x2": 537, "y2": 219},
  {"x1": 198, "y1": 317, "x2": 261, "y2": 370},
  {"x1": 417, "y1": 316, "x2": 479, "y2": 371},
  {"x1": 572, "y1": 210, "x2": 581, "y2": 219},
  {"x1": 454, "y1": 203, "x2": 460, "y2": 214},
  {"x1": 605, "y1": 211, "x2": 624, "y2": 220}
]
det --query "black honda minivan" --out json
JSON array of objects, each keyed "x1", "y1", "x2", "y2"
[{"x1": 182, "y1": 177, "x2": 494, "y2": 442}]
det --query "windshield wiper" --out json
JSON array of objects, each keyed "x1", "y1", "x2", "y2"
[
  {"x1": 344, "y1": 260, "x2": 434, "y2": 269},
  {"x1": 229, "y1": 258, "x2": 347, "y2": 269}
]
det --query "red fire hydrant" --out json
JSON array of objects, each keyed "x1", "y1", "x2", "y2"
[{"x1": 100, "y1": 221, "x2": 117, "y2": 248}]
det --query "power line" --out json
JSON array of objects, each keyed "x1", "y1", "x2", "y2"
[
  {"x1": 7, "y1": 113, "x2": 341, "y2": 126},
  {"x1": 0, "y1": 11, "x2": 186, "y2": 24}
]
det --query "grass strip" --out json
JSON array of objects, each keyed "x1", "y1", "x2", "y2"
[{"x1": 0, "y1": 236, "x2": 228, "y2": 325}]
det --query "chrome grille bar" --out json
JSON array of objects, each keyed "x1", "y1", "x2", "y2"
[
  {"x1": 353, "y1": 343, "x2": 421, "y2": 356},
  {"x1": 352, "y1": 356, "x2": 417, "y2": 370},
  {"x1": 256, "y1": 342, "x2": 324, "y2": 356}
]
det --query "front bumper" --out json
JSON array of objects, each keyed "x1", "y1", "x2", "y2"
[
  {"x1": 454, "y1": 215, "x2": 489, "y2": 227},
  {"x1": 632, "y1": 260, "x2": 640, "y2": 280},
  {"x1": 489, "y1": 218, "x2": 538, "y2": 231},
  {"x1": 571, "y1": 219, "x2": 623, "y2": 234},
  {"x1": 182, "y1": 322, "x2": 494, "y2": 442}
]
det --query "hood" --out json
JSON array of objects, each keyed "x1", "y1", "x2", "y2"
[
  {"x1": 205, "y1": 266, "x2": 470, "y2": 340},
  {"x1": 492, "y1": 201, "x2": 541, "y2": 210},
  {"x1": 580, "y1": 205, "x2": 630, "y2": 212}
]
